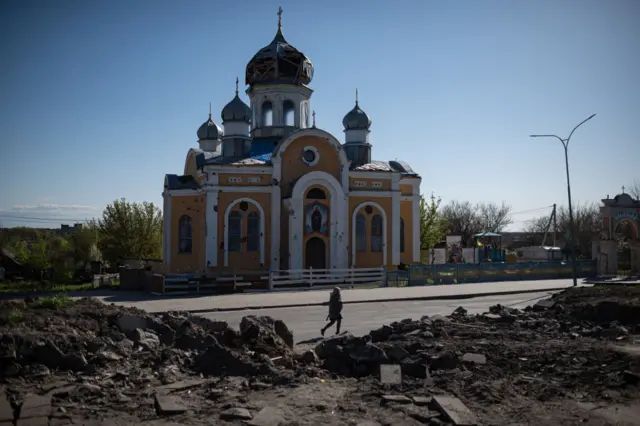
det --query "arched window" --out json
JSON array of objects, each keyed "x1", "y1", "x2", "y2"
[
  {"x1": 247, "y1": 212, "x2": 260, "y2": 252},
  {"x1": 228, "y1": 211, "x2": 242, "y2": 252},
  {"x1": 356, "y1": 214, "x2": 366, "y2": 253},
  {"x1": 371, "y1": 214, "x2": 383, "y2": 253},
  {"x1": 400, "y1": 218, "x2": 405, "y2": 253},
  {"x1": 261, "y1": 101, "x2": 273, "y2": 126},
  {"x1": 178, "y1": 215, "x2": 192, "y2": 253},
  {"x1": 306, "y1": 188, "x2": 326, "y2": 200},
  {"x1": 283, "y1": 100, "x2": 295, "y2": 126}
]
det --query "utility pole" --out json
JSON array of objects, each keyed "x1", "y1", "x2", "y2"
[
  {"x1": 530, "y1": 113, "x2": 596, "y2": 287},
  {"x1": 552, "y1": 203, "x2": 557, "y2": 248}
]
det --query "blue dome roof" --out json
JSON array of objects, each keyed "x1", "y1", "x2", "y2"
[
  {"x1": 197, "y1": 113, "x2": 223, "y2": 140},
  {"x1": 342, "y1": 101, "x2": 372, "y2": 131}
]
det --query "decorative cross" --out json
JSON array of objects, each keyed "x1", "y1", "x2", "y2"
[
  {"x1": 208, "y1": 102, "x2": 212, "y2": 118},
  {"x1": 355, "y1": 88, "x2": 359, "y2": 104},
  {"x1": 235, "y1": 77, "x2": 239, "y2": 95},
  {"x1": 277, "y1": 6, "x2": 283, "y2": 28},
  {"x1": 312, "y1": 110, "x2": 316, "y2": 128},
  {"x1": 622, "y1": 185, "x2": 625, "y2": 194}
]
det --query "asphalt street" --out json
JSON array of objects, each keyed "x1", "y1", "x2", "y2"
[{"x1": 200, "y1": 290, "x2": 557, "y2": 343}]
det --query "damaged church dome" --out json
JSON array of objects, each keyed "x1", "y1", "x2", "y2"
[{"x1": 245, "y1": 8, "x2": 314, "y2": 87}]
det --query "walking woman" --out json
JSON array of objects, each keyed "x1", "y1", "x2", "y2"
[{"x1": 321, "y1": 287, "x2": 343, "y2": 336}]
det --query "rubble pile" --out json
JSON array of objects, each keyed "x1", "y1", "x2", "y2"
[
  {"x1": 0, "y1": 298, "x2": 300, "y2": 383},
  {"x1": 313, "y1": 286, "x2": 640, "y2": 405}
]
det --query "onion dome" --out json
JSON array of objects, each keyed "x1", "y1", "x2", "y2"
[
  {"x1": 197, "y1": 104, "x2": 223, "y2": 140},
  {"x1": 342, "y1": 89, "x2": 372, "y2": 131},
  {"x1": 221, "y1": 78, "x2": 252, "y2": 123},
  {"x1": 245, "y1": 7, "x2": 314, "y2": 86}
]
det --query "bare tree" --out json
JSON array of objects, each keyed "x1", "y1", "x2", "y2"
[
  {"x1": 526, "y1": 203, "x2": 600, "y2": 257},
  {"x1": 628, "y1": 180, "x2": 640, "y2": 201},
  {"x1": 441, "y1": 200, "x2": 512, "y2": 245},
  {"x1": 477, "y1": 202, "x2": 513, "y2": 232}
]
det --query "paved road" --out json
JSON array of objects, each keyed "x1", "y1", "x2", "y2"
[
  {"x1": 88, "y1": 279, "x2": 581, "y2": 313},
  {"x1": 201, "y1": 290, "x2": 556, "y2": 343}
]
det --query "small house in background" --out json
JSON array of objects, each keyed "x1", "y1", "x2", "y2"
[
  {"x1": 517, "y1": 246, "x2": 563, "y2": 261},
  {"x1": 0, "y1": 248, "x2": 25, "y2": 280}
]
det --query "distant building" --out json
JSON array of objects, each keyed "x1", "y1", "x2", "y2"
[{"x1": 59, "y1": 223, "x2": 83, "y2": 236}]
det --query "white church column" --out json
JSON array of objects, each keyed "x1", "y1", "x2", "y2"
[
  {"x1": 412, "y1": 193, "x2": 420, "y2": 262},
  {"x1": 391, "y1": 174, "x2": 401, "y2": 265}
]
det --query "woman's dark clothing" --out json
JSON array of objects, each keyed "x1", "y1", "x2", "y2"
[{"x1": 322, "y1": 292, "x2": 343, "y2": 335}]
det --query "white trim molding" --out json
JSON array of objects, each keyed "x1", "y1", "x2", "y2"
[
  {"x1": 350, "y1": 171, "x2": 394, "y2": 180},
  {"x1": 302, "y1": 146, "x2": 320, "y2": 166},
  {"x1": 289, "y1": 171, "x2": 348, "y2": 270},
  {"x1": 351, "y1": 201, "x2": 388, "y2": 267},
  {"x1": 203, "y1": 185, "x2": 272, "y2": 193},
  {"x1": 412, "y1": 194, "x2": 421, "y2": 262},
  {"x1": 349, "y1": 190, "x2": 396, "y2": 198},
  {"x1": 163, "y1": 189, "x2": 203, "y2": 197},
  {"x1": 223, "y1": 197, "x2": 266, "y2": 267},
  {"x1": 205, "y1": 190, "x2": 219, "y2": 268},
  {"x1": 391, "y1": 174, "x2": 401, "y2": 265}
]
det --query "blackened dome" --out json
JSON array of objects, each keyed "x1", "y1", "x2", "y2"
[{"x1": 245, "y1": 16, "x2": 313, "y2": 86}]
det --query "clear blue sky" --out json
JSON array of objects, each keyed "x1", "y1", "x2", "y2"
[{"x1": 0, "y1": 0, "x2": 638, "y2": 230}]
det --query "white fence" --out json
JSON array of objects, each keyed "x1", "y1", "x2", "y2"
[{"x1": 262, "y1": 267, "x2": 386, "y2": 291}]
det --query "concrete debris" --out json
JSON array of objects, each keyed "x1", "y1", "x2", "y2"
[{"x1": 0, "y1": 285, "x2": 639, "y2": 425}]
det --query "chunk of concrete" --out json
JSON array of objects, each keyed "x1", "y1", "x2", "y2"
[
  {"x1": 154, "y1": 395, "x2": 187, "y2": 416},
  {"x1": 462, "y1": 353, "x2": 487, "y2": 365},
  {"x1": 116, "y1": 313, "x2": 149, "y2": 334},
  {"x1": 20, "y1": 395, "x2": 51, "y2": 420},
  {"x1": 220, "y1": 407, "x2": 252, "y2": 421},
  {"x1": 412, "y1": 395, "x2": 432, "y2": 406},
  {"x1": 433, "y1": 395, "x2": 478, "y2": 425},
  {"x1": 0, "y1": 389, "x2": 14, "y2": 424},
  {"x1": 248, "y1": 407, "x2": 285, "y2": 426},
  {"x1": 381, "y1": 395, "x2": 412, "y2": 405}
]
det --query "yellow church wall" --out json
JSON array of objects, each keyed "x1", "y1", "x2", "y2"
[
  {"x1": 184, "y1": 152, "x2": 198, "y2": 177},
  {"x1": 170, "y1": 195, "x2": 206, "y2": 274},
  {"x1": 349, "y1": 196, "x2": 393, "y2": 268},
  {"x1": 400, "y1": 184, "x2": 413, "y2": 196},
  {"x1": 400, "y1": 200, "x2": 414, "y2": 265},
  {"x1": 216, "y1": 192, "x2": 271, "y2": 271},
  {"x1": 349, "y1": 177, "x2": 392, "y2": 190},
  {"x1": 217, "y1": 172, "x2": 272, "y2": 186},
  {"x1": 279, "y1": 135, "x2": 342, "y2": 197}
]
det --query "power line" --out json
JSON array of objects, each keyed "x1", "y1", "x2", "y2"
[
  {"x1": 0, "y1": 213, "x2": 95, "y2": 222},
  {"x1": 509, "y1": 205, "x2": 554, "y2": 215}
]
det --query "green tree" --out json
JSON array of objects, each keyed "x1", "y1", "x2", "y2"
[
  {"x1": 97, "y1": 199, "x2": 163, "y2": 265},
  {"x1": 68, "y1": 224, "x2": 101, "y2": 265},
  {"x1": 420, "y1": 194, "x2": 447, "y2": 251}
]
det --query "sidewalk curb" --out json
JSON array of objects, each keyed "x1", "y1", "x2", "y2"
[{"x1": 186, "y1": 286, "x2": 575, "y2": 314}]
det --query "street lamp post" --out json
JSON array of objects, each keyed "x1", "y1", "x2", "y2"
[{"x1": 530, "y1": 113, "x2": 596, "y2": 287}]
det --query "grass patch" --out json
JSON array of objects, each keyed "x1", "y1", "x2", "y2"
[
  {"x1": 30, "y1": 294, "x2": 74, "y2": 310},
  {"x1": 1, "y1": 308, "x2": 25, "y2": 325},
  {"x1": 0, "y1": 281, "x2": 97, "y2": 294}
]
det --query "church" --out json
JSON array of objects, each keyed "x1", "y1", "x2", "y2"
[{"x1": 162, "y1": 9, "x2": 421, "y2": 277}]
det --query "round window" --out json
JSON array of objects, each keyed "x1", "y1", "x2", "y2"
[
  {"x1": 239, "y1": 201, "x2": 249, "y2": 211},
  {"x1": 302, "y1": 146, "x2": 319, "y2": 166}
]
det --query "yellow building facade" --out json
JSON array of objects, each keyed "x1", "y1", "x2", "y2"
[{"x1": 162, "y1": 10, "x2": 421, "y2": 275}]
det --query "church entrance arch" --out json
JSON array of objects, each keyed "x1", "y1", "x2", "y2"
[
  {"x1": 596, "y1": 191, "x2": 640, "y2": 275},
  {"x1": 614, "y1": 219, "x2": 637, "y2": 272},
  {"x1": 305, "y1": 237, "x2": 326, "y2": 269}
]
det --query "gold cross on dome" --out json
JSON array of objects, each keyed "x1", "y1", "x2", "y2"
[{"x1": 277, "y1": 6, "x2": 283, "y2": 28}]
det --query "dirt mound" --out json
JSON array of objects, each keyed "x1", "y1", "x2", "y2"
[
  {"x1": 0, "y1": 297, "x2": 297, "y2": 381},
  {"x1": 312, "y1": 288, "x2": 640, "y2": 407},
  {"x1": 549, "y1": 285, "x2": 640, "y2": 325}
]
